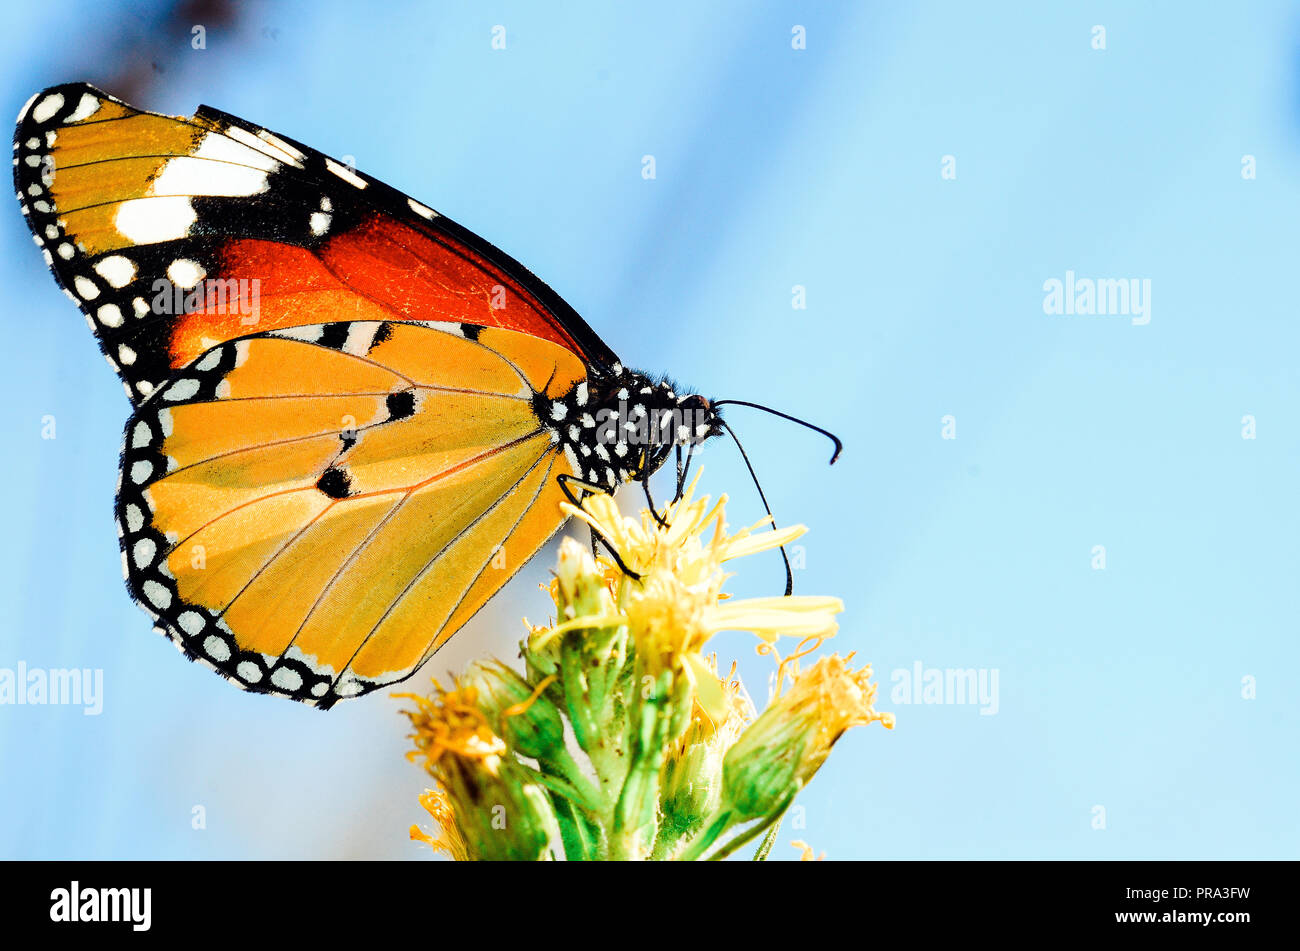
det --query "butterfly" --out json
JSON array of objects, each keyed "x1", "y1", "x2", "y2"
[{"x1": 14, "y1": 83, "x2": 836, "y2": 708}]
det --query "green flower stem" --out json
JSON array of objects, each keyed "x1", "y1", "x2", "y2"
[
  {"x1": 559, "y1": 632, "x2": 600, "y2": 750},
  {"x1": 705, "y1": 809, "x2": 786, "y2": 862},
  {"x1": 674, "y1": 787, "x2": 795, "y2": 861},
  {"x1": 559, "y1": 628, "x2": 634, "y2": 815},
  {"x1": 610, "y1": 668, "x2": 679, "y2": 860},
  {"x1": 751, "y1": 806, "x2": 787, "y2": 860}
]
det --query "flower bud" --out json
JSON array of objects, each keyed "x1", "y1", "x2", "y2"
[
  {"x1": 462, "y1": 660, "x2": 565, "y2": 763},
  {"x1": 721, "y1": 656, "x2": 893, "y2": 822}
]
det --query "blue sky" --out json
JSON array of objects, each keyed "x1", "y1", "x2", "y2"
[{"x1": 0, "y1": 1, "x2": 1296, "y2": 859}]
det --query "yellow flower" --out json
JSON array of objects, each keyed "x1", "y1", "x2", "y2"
[
  {"x1": 683, "y1": 655, "x2": 754, "y2": 744},
  {"x1": 410, "y1": 788, "x2": 468, "y2": 861},
  {"x1": 399, "y1": 678, "x2": 565, "y2": 861},
  {"x1": 399, "y1": 472, "x2": 893, "y2": 861},
  {"x1": 398, "y1": 680, "x2": 507, "y2": 775},
  {"x1": 784, "y1": 653, "x2": 897, "y2": 741},
  {"x1": 550, "y1": 474, "x2": 843, "y2": 721},
  {"x1": 656, "y1": 655, "x2": 756, "y2": 854},
  {"x1": 721, "y1": 654, "x2": 894, "y2": 821}
]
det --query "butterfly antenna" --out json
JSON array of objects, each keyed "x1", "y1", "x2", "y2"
[
  {"x1": 716, "y1": 417, "x2": 794, "y2": 597},
  {"x1": 712, "y1": 399, "x2": 842, "y2": 464}
]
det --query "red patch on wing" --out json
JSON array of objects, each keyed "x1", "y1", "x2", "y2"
[{"x1": 168, "y1": 214, "x2": 589, "y2": 370}]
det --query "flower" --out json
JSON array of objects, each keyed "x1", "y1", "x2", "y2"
[
  {"x1": 410, "y1": 788, "x2": 468, "y2": 862},
  {"x1": 656, "y1": 655, "x2": 755, "y2": 854},
  {"x1": 400, "y1": 472, "x2": 893, "y2": 861},
  {"x1": 549, "y1": 474, "x2": 843, "y2": 722},
  {"x1": 459, "y1": 661, "x2": 565, "y2": 763},
  {"x1": 720, "y1": 654, "x2": 895, "y2": 822},
  {"x1": 399, "y1": 680, "x2": 507, "y2": 772},
  {"x1": 399, "y1": 677, "x2": 564, "y2": 861}
]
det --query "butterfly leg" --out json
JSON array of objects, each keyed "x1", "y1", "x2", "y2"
[
  {"x1": 673, "y1": 440, "x2": 699, "y2": 503},
  {"x1": 556, "y1": 474, "x2": 643, "y2": 580},
  {"x1": 642, "y1": 473, "x2": 670, "y2": 528}
]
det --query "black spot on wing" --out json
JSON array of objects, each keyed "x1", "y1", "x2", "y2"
[
  {"x1": 385, "y1": 390, "x2": 415, "y2": 421},
  {"x1": 316, "y1": 466, "x2": 352, "y2": 499}
]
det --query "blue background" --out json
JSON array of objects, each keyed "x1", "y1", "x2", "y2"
[{"x1": 0, "y1": 1, "x2": 1295, "y2": 859}]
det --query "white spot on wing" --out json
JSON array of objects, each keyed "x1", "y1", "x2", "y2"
[
  {"x1": 31, "y1": 93, "x2": 63, "y2": 124},
  {"x1": 273, "y1": 324, "x2": 325, "y2": 343},
  {"x1": 221, "y1": 125, "x2": 293, "y2": 167},
  {"x1": 342, "y1": 321, "x2": 380, "y2": 355},
  {"x1": 132, "y1": 537, "x2": 156, "y2": 569},
  {"x1": 192, "y1": 131, "x2": 279, "y2": 171},
  {"x1": 165, "y1": 378, "x2": 200, "y2": 402},
  {"x1": 152, "y1": 154, "x2": 269, "y2": 199},
  {"x1": 65, "y1": 93, "x2": 100, "y2": 122},
  {"x1": 271, "y1": 667, "x2": 303, "y2": 691},
  {"x1": 115, "y1": 196, "x2": 196, "y2": 244},
  {"x1": 236, "y1": 661, "x2": 262, "y2": 684},
  {"x1": 142, "y1": 579, "x2": 171, "y2": 610},
  {"x1": 195, "y1": 348, "x2": 223, "y2": 372},
  {"x1": 94, "y1": 255, "x2": 136, "y2": 288},
  {"x1": 325, "y1": 158, "x2": 367, "y2": 189},
  {"x1": 256, "y1": 129, "x2": 306, "y2": 164},
  {"x1": 407, "y1": 198, "x2": 437, "y2": 219},
  {"x1": 166, "y1": 258, "x2": 205, "y2": 289}
]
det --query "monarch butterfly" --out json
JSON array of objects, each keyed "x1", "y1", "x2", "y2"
[{"x1": 14, "y1": 83, "x2": 836, "y2": 708}]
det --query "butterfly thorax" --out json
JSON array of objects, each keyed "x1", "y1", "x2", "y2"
[{"x1": 535, "y1": 363, "x2": 721, "y2": 490}]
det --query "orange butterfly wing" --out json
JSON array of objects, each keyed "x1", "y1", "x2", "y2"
[{"x1": 119, "y1": 321, "x2": 583, "y2": 705}]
